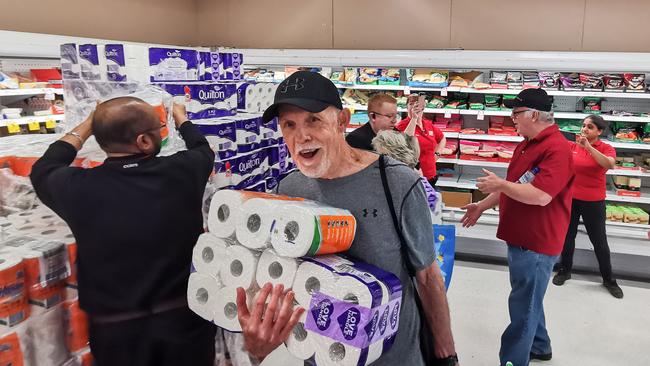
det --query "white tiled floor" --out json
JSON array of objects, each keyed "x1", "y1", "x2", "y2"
[{"x1": 262, "y1": 261, "x2": 650, "y2": 366}]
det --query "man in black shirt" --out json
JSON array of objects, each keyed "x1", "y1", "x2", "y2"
[
  {"x1": 345, "y1": 93, "x2": 399, "y2": 151},
  {"x1": 30, "y1": 97, "x2": 216, "y2": 366}
]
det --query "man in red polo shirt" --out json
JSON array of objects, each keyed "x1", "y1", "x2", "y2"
[{"x1": 460, "y1": 88, "x2": 574, "y2": 366}]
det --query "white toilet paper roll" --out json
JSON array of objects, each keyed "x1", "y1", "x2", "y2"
[
  {"x1": 285, "y1": 312, "x2": 316, "y2": 360},
  {"x1": 314, "y1": 335, "x2": 377, "y2": 366},
  {"x1": 270, "y1": 201, "x2": 356, "y2": 258},
  {"x1": 213, "y1": 286, "x2": 253, "y2": 332},
  {"x1": 292, "y1": 260, "x2": 337, "y2": 306},
  {"x1": 208, "y1": 190, "x2": 286, "y2": 239},
  {"x1": 335, "y1": 275, "x2": 382, "y2": 308},
  {"x1": 235, "y1": 198, "x2": 278, "y2": 250},
  {"x1": 221, "y1": 245, "x2": 260, "y2": 290},
  {"x1": 192, "y1": 233, "x2": 229, "y2": 277},
  {"x1": 255, "y1": 249, "x2": 300, "y2": 289},
  {"x1": 187, "y1": 272, "x2": 222, "y2": 321},
  {"x1": 36, "y1": 226, "x2": 75, "y2": 243}
]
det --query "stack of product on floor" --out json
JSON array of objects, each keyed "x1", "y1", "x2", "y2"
[
  {"x1": 0, "y1": 208, "x2": 91, "y2": 365},
  {"x1": 188, "y1": 190, "x2": 403, "y2": 365}
]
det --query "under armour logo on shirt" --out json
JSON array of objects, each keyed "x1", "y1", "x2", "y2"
[
  {"x1": 280, "y1": 78, "x2": 305, "y2": 93},
  {"x1": 362, "y1": 208, "x2": 378, "y2": 217}
]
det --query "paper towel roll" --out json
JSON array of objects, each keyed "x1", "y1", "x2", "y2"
[
  {"x1": 270, "y1": 201, "x2": 356, "y2": 258},
  {"x1": 192, "y1": 233, "x2": 229, "y2": 276},
  {"x1": 0, "y1": 296, "x2": 29, "y2": 332},
  {"x1": 208, "y1": 190, "x2": 280, "y2": 239},
  {"x1": 64, "y1": 285, "x2": 78, "y2": 301},
  {"x1": 0, "y1": 252, "x2": 25, "y2": 303},
  {"x1": 292, "y1": 260, "x2": 337, "y2": 306},
  {"x1": 314, "y1": 335, "x2": 375, "y2": 366},
  {"x1": 213, "y1": 286, "x2": 253, "y2": 332},
  {"x1": 235, "y1": 198, "x2": 278, "y2": 250},
  {"x1": 255, "y1": 249, "x2": 300, "y2": 289},
  {"x1": 36, "y1": 226, "x2": 75, "y2": 243},
  {"x1": 221, "y1": 245, "x2": 260, "y2": 290},
  {"x1": 187, "y1": 272, "x2": 222, "y2": 321},
  {"x1": 285, "y1": 312, "x2": 316, "y2": 360}
]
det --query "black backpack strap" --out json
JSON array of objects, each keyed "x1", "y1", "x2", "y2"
[{"x1": 378, "y1": 155, "x2": 416, "y2": 277}]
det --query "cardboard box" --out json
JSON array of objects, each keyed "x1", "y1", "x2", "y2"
[{"x1": 440, "y1": 190, "x2": 472, "y2": 208}]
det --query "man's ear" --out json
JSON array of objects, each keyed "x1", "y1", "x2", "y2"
[
  {"x1": 135, "y1": 133, "x2": 153, "y2": 154},
  {"x1": 339, "y1": 108, "x2": 351, "y2": 132}
]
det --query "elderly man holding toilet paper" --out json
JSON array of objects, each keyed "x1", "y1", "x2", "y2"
[
  {"x1": 234, "y1": 71, "x2": 458, "y2": 365},
  {"x1": 30, "y1": 98, "x2": 217, "y2": 366}
]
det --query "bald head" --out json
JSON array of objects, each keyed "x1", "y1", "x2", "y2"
[{"x1": 92, "y1": 96, "x2": 160, "y2": 152}]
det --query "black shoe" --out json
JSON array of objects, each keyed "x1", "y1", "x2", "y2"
[
  {"x1": 530, "y1": 352, "x2": 552, "y2": 361},
  {"x1": 552, "y1": 270, "x2": 571, "y2": 286},
  {"x1": 603, "y1": 281, "x2": 624, "y2": 299}
]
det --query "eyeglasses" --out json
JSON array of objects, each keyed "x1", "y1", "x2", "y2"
[
  {"x1": 511, "y1": 109, "x2": 531, "y2": 119},
  {"x1": 140, "y1": 123, "x2": 167, "y2": 135},
  {"x1": 370, "y1": 111, "x2": 398, "y2": 122}
]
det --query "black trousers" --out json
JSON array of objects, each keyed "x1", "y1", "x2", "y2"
[
  {"x1": 560, "y1": 199, "x2": 614, "y2": 282},
  {"x1": 89, "y1": 306, "x2": 216, "y2": 366},
  {"x1": 428, "y1": 175, "x2": 439, "y2": 186}
]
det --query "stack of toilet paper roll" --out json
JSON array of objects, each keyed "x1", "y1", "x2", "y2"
[
  {"x1": 188, "y1": 189, "x2": 402, "y2": 365},
  {"x1": 237, "y1": 82, "x2": 278, "y2": 113},
  {"x1": 0, "y1": 250, "x2": 28, "y2": 332}
]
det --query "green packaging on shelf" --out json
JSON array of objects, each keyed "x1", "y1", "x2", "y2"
[
  {"x1": 378, "y1": 68, "x2": 401, "y2": 85},
  {"x1": 469, "y1": 103, "x2": 485, "y2": 110},
  {"x1": 500, "y1": 94, "x2": 516, "y2": 110},
  {"x1": 484, "y1": 94, "x2": 501, "y2": 110},
  {"x1": 582, "y1": 97, "x2": 602, "y2": 114}
]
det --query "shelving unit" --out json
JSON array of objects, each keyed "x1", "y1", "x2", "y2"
[
  {"x1": 0, "y1": 88, "x2": 63, "y2": 97},
  {"x1": 0, "y1": 114, "x2": 65, "y2": 127}
]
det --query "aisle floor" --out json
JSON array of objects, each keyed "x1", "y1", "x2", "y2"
[{"x1": 262, "y1": 261, "x2": 650, "y2": 366}]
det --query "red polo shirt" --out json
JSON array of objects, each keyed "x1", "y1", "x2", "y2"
[
  {"x1": 497, "y1": 125, "x2": 575, "y2": 256},
  {"x1": 395, "y1": 117, "x2": 444, "y2": 179},
  {"x1": 571, "y1": 140, "x2": 616, "y2": 201}
]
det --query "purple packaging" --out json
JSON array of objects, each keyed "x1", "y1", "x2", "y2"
[
  {"x1": 149, "y1": 47, "x2": 199, "y2": 82},
  {"x1": 104, "y1": 44, "x2": 127, "y2": 82},
  {"x1": 60, "y1": 43, "x2": 80, "y2": 80},
  {"x1": 220, "y1": 52, "x2": 243, "y2": 81},
  {"x1": 78, "y1": 44, "x2": 102, "y2": 81},
  {"x1": 303, "y1": 255, "x2": 402, "y2": 349},
  {"x1": 162, "y1": 83, "x2": 237, "y2": 119},
  {"x1": 211, "y1": 52, "x2": 222, "y2": 80},
  {"x1": 213, "y1": 149, "x2": 267, "y2": 190},
  {"x1": 199, "y1": 51, "x2": 213, "y2": 81},
  {"x1": 260, "y1": 116, "x2": 281, "y2": 147},
  {"x1": 235, "y1": 116, "x2": 262, "y2": 153},
  {"x1": 195, "y1": 120, "x2": 237, "y2": 160}
]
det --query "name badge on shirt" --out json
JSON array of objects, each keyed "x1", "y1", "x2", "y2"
[{"x1": 428, "y1": 131, "x2": 433, "y2": 136}]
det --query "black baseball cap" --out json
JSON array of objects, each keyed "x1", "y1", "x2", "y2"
[
  {"x1": 504, "y1": 88, "x2": 553, "y2": 112},
  {"x1": 262, "y1": 71, "x2": 343, "y2": 122}
]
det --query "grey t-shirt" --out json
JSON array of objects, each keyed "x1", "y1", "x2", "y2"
[{"x1": 277, "y1": 157, "x2": 435, "y2": 366}]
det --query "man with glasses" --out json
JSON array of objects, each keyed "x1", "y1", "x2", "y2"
[
  {"x1": 30, "y1": 97, "x2": 216, "y2": 366},
  {"x1": 460, "y1": 88, "x2": 574, "y2": 366},
  {"x1": 346, "y1": 93, "x2": 399, "y2": 151}
]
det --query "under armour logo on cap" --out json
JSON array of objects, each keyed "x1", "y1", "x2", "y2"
[{"x1": 280, "y1": 77, "x2": 305, "y2": 93}]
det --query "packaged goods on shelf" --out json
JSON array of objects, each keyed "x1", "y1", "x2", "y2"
[
  {"x1": 78, "y1": 44, "x2": 106, "y2": 82},
  {"x1": 378, "y1": 68, "x2": 400, "y2": 85},
  {"x1": 357, "y1": 68, "x2": 380, "y2": 85},
  {"x1": 484, "y1": 94, "x2": 501, "y2": 110},
  {"x1": 448, "y1": 71, "x2": 483, "y2": 88},
  {"x1": 539, "y1": 72, "x2": 560, "y2": 89},
  {"x1": 606, "y1": 204, "x2": 649, "y2": 224},
  {"x1": 522, "y1": 71, "x2": 540, "y2": 88},
  {"x1": 580, "y1": 73, "x2": 604, "y2": 92},
  {"x1": 407, "y1": 69, "x2": 448, "y2": 87},
  {"x1": 560, "y1": 72, "x2": 582, "y2": 91},
  {"x1": 162, "y1": 83, "x2": 237, "y2": 120},
  {"x1": 582, "y1": 97, "x2": 602, "y2": 113},
  {"x1": 148, "y1": 47, "x2": 199, "y2": 82},
  {"x1": 440, "y1": 190, "x2": 472, "y2": 208},
  {"x1": 604, "y1": 74, "x2": 625, "y2": 92},
  {"x1": 500, "y1": 94, "x2": 516, "y2": 110},
  {"x1": 489, "y1": 71, "x2": 508, "y2": 89},
  {"x1": 506, "y1": 71, "x2": 523, "y2": 89},
  {"x1": 610, "y1": 122, "x2": 642, "y2": 143},
  {"x1": 624, "y1": 73, "x2": 646, "y2": 92},
  {"x1": 440, "y1": 139, "x2": 458, "y2": 157}
]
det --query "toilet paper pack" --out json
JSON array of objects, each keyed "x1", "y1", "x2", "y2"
[
  {"x1": 210, "y1": 52, "x2": 222, "y2": 80},
  {"x1": 78, "y1": 44, "x2": 105, "y2": 81},
  {"x1": 163, "y1": 83, "x2": 237, "y2": 119},
  {"x1": 199, "y1": 51, "x2": 213, "y2": 81},
  {"x1": 261, "y1": 116, "x2": 281, "y2": 148},
  {"x1": 213, "y1": 149, "x2": 268, "y2": 190},
  {"x1": 246, "y1": 181, "x2": 267, "y2": 192},
  {"x1": 148, "y1": 47, "x2": 199, "y2": 82},
  {"x1": 302, "y1": 255, "x2": 402, "y2": 350},
  {"x1": 104, "y1": 44, "x2": 149, "y2": 83},
  {"x1": 60, "y1": 43, "x2": 80, "y2": 80},
  {"x1": 234, "y1": 115, "x2": 262, "y2": 153},
  {"x1": 194, "y1": 120, "x2": 238, "y2": 160},
  {"x1": 219, "y1": 52, "x2": 243, "y2": 81}
]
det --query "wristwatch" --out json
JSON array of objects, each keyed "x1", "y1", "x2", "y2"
[{"x1": 434, "y1": 354, "x2": 459, "y2": 366}]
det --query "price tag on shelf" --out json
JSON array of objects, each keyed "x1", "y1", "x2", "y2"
[
  {"x1": 28, "y1": 121, "x2": 40, "y2": 131},
  {"x1": 444, "y1": 110, "x2": 452, "y2": 119},
  {"x1": 348, "y1": 106, "x2": 355, "y2": 114},
  {"x1": 441, "y1": 88, "x2": 448, "y2": 97},
  {"x1": 7, "y1": 123, "x2": 20, "y2": 134},
  {"x1": 45, "y1": 120, "x2": 56, "y2": 129},
  {"x1": 44, "y1": 90, "x2": 55, "y2": 101},
  {"x1": 404, "y1": 86, "x2": 411, "y2": 95},
  {"x1": 477, "y1": 111, "x2": 485, "y2": 120}
]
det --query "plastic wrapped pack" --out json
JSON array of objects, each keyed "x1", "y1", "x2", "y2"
[{"x1": 0, "y1": 168, "x2": 37, "y2": 214}]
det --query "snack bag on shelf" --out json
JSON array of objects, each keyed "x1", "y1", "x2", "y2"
[
  {"x1": 604, "y1": 74, "x2": 625, "y2": 92},
  {"x1": 506, "y1": 71, "x2": 523, "y2": 89},
  {"x1": 560, "y1": 72, "x2": 582, "y2": 91},
  {"x1": 357, "y1": 68, "x2": 380, "y2": 85},
  {"x1": 379, "y1": 68, "x2": 400, "y2": 85},
  {"x1": 582, "y1": 97, "x2": 602, "y2": 113},
  {"x1": 522, "y1": 71, "x2": 540, "y2": 89},
  {"x1": 407, "y1": 69, "x2": 448, "y2": 87},
  {"x1": 580, "y1": 73, "x2": 604, "y2": 91},
  {"x1": 623, "y1": 73, "x2": 646, "y2": 92},
  {"x1": 489, "y1": 71, "x2": 508, "y2": 89},
  {"x1": 539, "y1": 72, "x2": 560, "y2": 89}
]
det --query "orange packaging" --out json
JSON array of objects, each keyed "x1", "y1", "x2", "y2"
[
  {"x1": 28, "y1": 281, "x2": 64, "y2": 310},
  {"x1": 315, "y1": 215, "x2": 357, "y2": 255},
  {"x1": 0, "y1": 296, "x2": 29, "y2": 328},
  {"x1": 66, "y1": 243, "x2": 78, "y2": 286},
  {"x1": 7, "y1": 157, "x2": 38, "y2": 177},
  {"x1": 0, "y1": 332, "x2": 24, "y2": 366},
  {"x1": 152, "y1": 104, "x2": 170, "y2": 143},
  {"x1": 79, "y1": 350, "x2": 93, "y2": 366},
  {"x1": 0, "y1": 257, "x2": 25, "y2": 303},
  {"x1": 63, "y1": 300, "x2": 89, "y2": 353},
  {"x1": 21, "y1": 242, "x2": 70, "y2": 289}
]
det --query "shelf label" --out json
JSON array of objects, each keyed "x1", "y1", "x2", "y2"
[
  {"x1": 444, "y1": 110, "x2": 452, "y2": 119},
  {"x1": 7, "y1": 123, "x2": 20, "y2": 134},
  {"x1": 44, "y1": 91, "x2": 55, "y2": 101},
  {"x1": 28, "y1": 121, "x2": 40, "y2": 131},
  {"x1": 441, "y1": 88, "x2": 448, "y2": 97},
  {"x1": 45, "y1": 120, "x2": 56, "y2": 129},
  {"x1": 477, "y1": 111, "x2": 485, "y2": 120},
  {"x1": 404, "y1": 86, "x2": 411, "y2": 95}
]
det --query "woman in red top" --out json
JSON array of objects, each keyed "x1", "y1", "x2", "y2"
[
  {"x1": 553, "y1": 114, "x2": 623, "y2": 298},
  {"x1": 395, "y1": 94, "x2": 446, "y2": 186}
]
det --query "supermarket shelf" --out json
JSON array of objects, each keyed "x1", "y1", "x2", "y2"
[
  {"x1": 554, "y1": 112, "x2": 650, "y2": 123},
  {"x1": 0, "y1": 114, "x2": 65, "y2": 127},
  {"x1": 606, "y1": 169, "x2": 650, "y2": 177},
  {"x1": 606, "y1": 189, "x2": 650, "y2": 204},
  {"x1": 606, "y1": 141, "x2": 650, "y2": 150},
  {"x1": 0, "y1": 88, "x2": 63, "y2": 97},
  {"x1": 336, "y1": 83, "x2": 650, "y2": 100},
  {"x1": 606, "y1": 221, "x2": 649, "y2": 230},
  {"x1": 437, "y1": 158, "x2": 509, "y2": 168}
]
